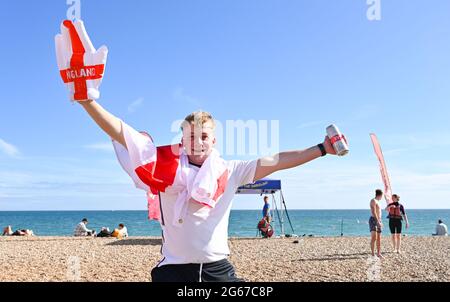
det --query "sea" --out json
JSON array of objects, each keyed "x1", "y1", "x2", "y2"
[{"x1": 0, "y1": 209, "x2": 448, "y2": 237}]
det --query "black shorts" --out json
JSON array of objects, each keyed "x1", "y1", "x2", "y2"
[
  {"x1": 151, "y1": 259, "x2": 243, "y2": 282},
  {"x1": 389, "y1": 219, "x2": 402, "y2": 234}
]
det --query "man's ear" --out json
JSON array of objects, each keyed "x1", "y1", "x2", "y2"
[{"x1": 212, "y1": 137, "x2": 216, "y2": 145}]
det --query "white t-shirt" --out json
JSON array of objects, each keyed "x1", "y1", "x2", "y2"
[
  {"x1": 119, "y1": 226, "x2": 128, "y2": 238},
  {"x1": 118, "y1": 123, "x2": 258, "y2": 266},
  {"x1": 435, "y1": 223, "x2": 448, "y2": 236},
  {"x1": 157, "y1": 160, "x2": 257, "y2": 266},
  {"x1": 73, "y1": 222, "x2": 91, "y2": 236}
]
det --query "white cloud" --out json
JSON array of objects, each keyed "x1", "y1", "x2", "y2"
[
  {"x1": 173, "y1": 88, "x2": 202, "y2": 107},
  {"x1": 351, "y1": 104, "x2": 380, "y2": 121},
  {"x1": 2, "y1": 149, "x2": 450, "y2": 210},
  {"x1": 390, "y1": 171, "x2": 450, "y2": 191},
  {"x1": 296, "y1": 120, "x2": 324, "y2": 129},
  {"x1": 383, "y1": 147, "x2": 412, "y2": 155},
  {"x1": 0, "y1": 155, "x2": 147, "y2": 210},
  {"x1": 380, "y1": 132, "x2": 450, "y2": 149},
  {"x1": 0, "y1": 138, "x2": 20, "y2": 157},
  {"x1": 83, "y1": 142, "x2": 114, "y2": 153},
  {"x1": 127, "y1": 97, "x2": 144, "y2": 113},
  {"x1": 430, "y1": 161, "x2": 450, "y2": 169},
  {"x1": 233, "y1": 159, "x2": 450, "y2": 210}
]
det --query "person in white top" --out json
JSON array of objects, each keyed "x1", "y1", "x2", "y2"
[
  {"x1": 118, "y1": 224, "x2": 128, "y2": 238},
  {"x1": 74, "y1": 218, "x2": 95, "y2": 237},
  {"x1": 433, "y1": 220, "x2": 448, "y2": 236},
  {"x1": 55, "y1": 19, "x2": 343, "y2": 282}
]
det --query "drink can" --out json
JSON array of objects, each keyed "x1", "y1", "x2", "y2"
[{"x1": 326, "y1": 124, "x2": 349, "y2": 156}]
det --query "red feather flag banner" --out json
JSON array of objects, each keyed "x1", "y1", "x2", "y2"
[
  {"x1": 370, "y1": 133, "x2": 393, "y2": 205},
  {"x1": 147, "y1": 192, "x2": 161, "y2": 222}
]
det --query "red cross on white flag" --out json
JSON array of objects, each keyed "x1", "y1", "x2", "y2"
[{"x1": 55, "y1": 20, "x2": 108, "y2": 101}]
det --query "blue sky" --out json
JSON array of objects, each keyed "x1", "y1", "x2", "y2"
[{"x1": 1, "y1": 0, "x2": 450, "y2": 210}]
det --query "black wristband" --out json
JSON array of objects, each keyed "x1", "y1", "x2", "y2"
[{"x1": 317, "y1": 143, "x2": 326, "y2": 157}]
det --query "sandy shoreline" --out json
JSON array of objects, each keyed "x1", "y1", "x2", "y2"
[{"x1": 0, "y1": 236, "x2": 448, "y2": 282}]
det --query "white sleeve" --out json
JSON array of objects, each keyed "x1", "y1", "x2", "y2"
[
  {"x1": 80, "y1": 223, "x2": 89, "y2": 233},
  {"x1": 230, "y1": 160, "x2": 258, "y2": 187},
  {"x1": 112, "y1": 120, "x2": 156, "y2": 191}
]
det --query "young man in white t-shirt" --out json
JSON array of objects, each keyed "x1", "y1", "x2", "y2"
[
  {"x1": 78, "y1": 103, "x2": 337, "y2": 281},
  {"x1": 55, "y1": 19, "x2": 340, "y2": 282}
]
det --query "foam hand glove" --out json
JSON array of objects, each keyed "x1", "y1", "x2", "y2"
[{"x1": 55, "y1": 20, "x2": 108, "y2": 101}]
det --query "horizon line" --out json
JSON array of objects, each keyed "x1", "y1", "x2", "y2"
[{"x1": 1, "y1": 208, "x2": 450, "y2": 212}]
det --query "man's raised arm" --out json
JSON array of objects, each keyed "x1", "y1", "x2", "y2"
[
  {"x1": 254, "y1": 136, "x2": 336, "y2": 181},
  {"x1": 79, "y1": 100, "x2": 126, "y2": 147}
]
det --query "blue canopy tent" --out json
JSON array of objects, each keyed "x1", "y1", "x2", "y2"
[
  {"x1": 236, "y1": 179, "x2": 295, "y2": 236},
  {"x1": 236, "y1": 179, "x2": 281, "y2": 195}
]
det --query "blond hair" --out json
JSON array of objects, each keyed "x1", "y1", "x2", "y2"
[{"x1": 181, "y1": 110, "x2": 216, "y2": 130}]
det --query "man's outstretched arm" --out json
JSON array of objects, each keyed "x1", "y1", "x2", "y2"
[
  {"x1": 80, "y1": 99, "x2": 126, "y2": 147},
  {"x1": 253, "y1": 136, "x2": 336, "y2": 181}
]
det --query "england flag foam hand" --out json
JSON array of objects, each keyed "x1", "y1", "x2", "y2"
[{"x1": 55, "y1": 20, "x2": 108, "y2": 101}]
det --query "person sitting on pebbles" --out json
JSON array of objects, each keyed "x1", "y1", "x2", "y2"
[
  {"x1": 433, "y1": 219, "x2": 448, "y2": 236},
  {"x1": 111, "y1": 224, "x2": 128, "y2": 239},
  {"x1": 73, "y1": 218, "x2": 95, "y2": 237}
]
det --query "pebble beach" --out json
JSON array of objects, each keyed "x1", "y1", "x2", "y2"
[{"x1": 0, "y1": 236, "x2": 448, "y2": 282}]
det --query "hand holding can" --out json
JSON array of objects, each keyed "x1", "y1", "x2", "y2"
[{"x1": 326, "y1": 124, "x2": 349, "y2": 156}]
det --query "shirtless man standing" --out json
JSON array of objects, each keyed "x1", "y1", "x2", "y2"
[{"x1": 369, "y1": 189, "x2": 383, "y2": 258}]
